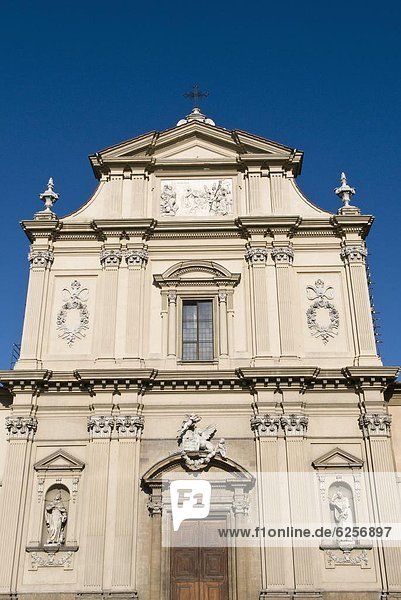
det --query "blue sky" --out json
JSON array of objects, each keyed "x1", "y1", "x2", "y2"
[{"x1": 0, "y1": 1, "x2": 400, "y2": 368}]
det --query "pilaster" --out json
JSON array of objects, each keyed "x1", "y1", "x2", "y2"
[
  {"x1": 245, "y1": 244, "x2": 270, "y2": 360},
  {"x1": 82, "y1": 416, "x2": 113, "y2": 590},
  {"x1": 271, "y1": 246, "x2": 297, "y2": 360},
  {"x1": 0, "y1": 414, "x2": 37, "y2": 593},
  {"x1": 124, "y1": 247, "x2": 148, "y2": 364},
  {"x1": 96, "y1": 248, "x2": 122, "y2": 362},
  {"x1": 18, "y1": 248, "x2": 54, "y2": 368},
  {"x1": 341, "y1": 244, "x2": 378, "y2": 364}
]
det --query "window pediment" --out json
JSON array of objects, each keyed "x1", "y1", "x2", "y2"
[
  {"x1": 312, "y1": 447, "x2": 363, "y2": 470},
  {"x1": 153, "y1": 261, "x2": 240, "y2": 288}
]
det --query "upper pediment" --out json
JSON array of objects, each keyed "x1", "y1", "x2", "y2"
[
  {"x1": 34, "y1": 449, "x2": 85, "y2": 472},
  {"x1": 89, "y1": 120, "x2": 303, "y2": 179},
  {"x1": 312, "y1": 447, "x2": 363, "y2": 470}
]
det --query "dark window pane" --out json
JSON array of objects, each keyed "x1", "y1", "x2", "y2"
[{"x1": 182, "y1": 300, "x2": 213, "y2": 361}]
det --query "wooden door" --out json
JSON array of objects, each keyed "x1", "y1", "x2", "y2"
[{"x1": 171, "y1": 520, "x2": 228, "y2": 600}]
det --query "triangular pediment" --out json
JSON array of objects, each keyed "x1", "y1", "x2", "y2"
[
  {"x1": 34, "y1": 449, "x2": 85, "y2": 472},
  {"x1": 312, "y1": 447, "x2": 363, "y2": 470},
  {"x1": 91, "y1": 121, "x2": 296, "y2": 163}
]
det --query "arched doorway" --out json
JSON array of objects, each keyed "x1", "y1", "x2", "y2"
[{"x1": 142, "y1": 452, "x2": 255, "y2": 600}]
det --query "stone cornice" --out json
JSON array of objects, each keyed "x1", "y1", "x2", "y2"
[
  {"x1": 342, "y1": 366, "x2": 399, "y2": 391},
  {"x1": 20, "y1": 219, "x2": 61, "y2": 243},
  {"x1": 236, "y1": 216, "x2": 301, "y2": 239},
  {"x1": 330, "y1": 215, "x2": 374, "y2": 240}
]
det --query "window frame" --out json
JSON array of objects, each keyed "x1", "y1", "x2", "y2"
[{"x1": 178, "y1": 295, "x2": 218, "y2": 363}]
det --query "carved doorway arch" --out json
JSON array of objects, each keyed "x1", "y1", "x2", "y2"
[{"x1": 142, "y1": 453, "x2": 255, "y2": 600}]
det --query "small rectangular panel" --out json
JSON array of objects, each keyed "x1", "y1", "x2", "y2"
[{"x1": 160, "y1": 179, "x2": 233, "y2": 217}]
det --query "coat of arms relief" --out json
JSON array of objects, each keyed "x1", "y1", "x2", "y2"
[
  {"x1": 177, "y1": 414, "x2": 227, "y2": 471},
  {"x1": 160, "y1": 179, "x2": 233, "y2": 217}
]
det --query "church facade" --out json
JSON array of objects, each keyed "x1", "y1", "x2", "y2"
[{"x1": 0, "y1": 107, "x2": 400, "y2": 600}]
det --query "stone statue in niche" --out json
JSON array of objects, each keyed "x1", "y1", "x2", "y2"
[
  {"x1": 329, "y1": 490, "x2": 353, "y2": 527},
  {"x1": 45, "y1": 490, "x2": 68, "y2": 545}
]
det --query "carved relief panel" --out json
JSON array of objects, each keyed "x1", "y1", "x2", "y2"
[
  {"x1": 45, "y1": 276, "x2": 97, "y2": 358},
  {"x1": 159, "y1": 179, "x2": 233, "y2": 217}
]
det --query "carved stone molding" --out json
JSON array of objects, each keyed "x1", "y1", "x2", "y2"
[
  {"x1": 6, "y1": 416, "x2": 38, "y2": 440},
  {"x1": 87, "y1": 416, "x2": 115, "y2": 439},
  {"x1": 168, "y1": 291, "x2": 177, "y2": 303},
  {"x1": 100, "y1": 249, "x2": 122, "y2": 268},
  {"x1": 30, "y1": 551, "x2": 73, "y2": 570},
  {"x1": 115, "y1": 415, "x2": 144, "y2": 439},
  {"x1": 325, "y1": 548, "x2": 369, "y2": 568},
  {"x1": 125, "y1": 248, "x2": 149, "y2": 267},
  {"x1": 147, "y1": 498, "x2": 163, "y2": 515},
  {"x1": 341, "y1": 246, "x2": 368, "y2": 263},
  {"x1": 250, "y1": 415, "x2": 280, "y2": 437},
  {"x1": 56, "y1": 280, "x2": 89, "y2": 347},
  {"x1": 271, "y1": 246, "x2": 294, "y2": 264},
  {"x1": 245, "y1": 246, "x2": 268, "y2": 264},
  {"x1": 28, "y1": 249, "x2": 54, "y2": 269},
  {"x1": 359, "y1": 413, "x2": 392, "y2": 436},
  {"x1": 281, "y1": 414, "x2": 308, "y2": 436},
  {"x1": 218, "y1": 291, "x2": 227, "y2": 302},
  {"x1": 306, "y1": 279, "x2": 339, "y2": 344}
]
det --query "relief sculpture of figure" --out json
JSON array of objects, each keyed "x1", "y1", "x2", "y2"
[
  {"x1": 329, "y1": 490, "x2": 353, "y2": 527},
  {"x1": 160, "y1": 184, "x2": 178, "y2": 216},
  {"x1": 45, "y1": 491, "x2": 68, "y2": 545}
]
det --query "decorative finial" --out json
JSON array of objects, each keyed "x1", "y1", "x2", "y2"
[
  {"x1": 39, "y1": 177, "x2": 59, "y2": 214},
  {"x1": 334, "y1": 172, "x2": 356, "y2": 208}
]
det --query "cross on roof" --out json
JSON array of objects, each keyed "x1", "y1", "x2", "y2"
[{"x1": 183, "y1": 84, "x2": 209, "y2": 107}]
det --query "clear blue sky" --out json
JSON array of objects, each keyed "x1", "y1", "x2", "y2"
[{"x1": 0, "y1": 1, "x2": 400, "y2": 368}]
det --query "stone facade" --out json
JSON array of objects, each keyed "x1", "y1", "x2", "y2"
[{"x1": 0, "y1": 108, "x2": 400, "y2": 599}]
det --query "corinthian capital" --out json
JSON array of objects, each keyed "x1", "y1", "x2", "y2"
[
  {"x1": 28, "y1": 249, "x2": 54, "y2": 269},
  {"x1": 87, "y1": 416, "x2": 115, "y2": 438},
  {"x1": 125, "y1": 249, "x2": 149, "y2": 267},
  {"x1": 245, "y1": 246, "x2": 268, "y2": 264},
  {"x1": 341, "y1": 246, "x2": 367, "y2": 263},
  {"x1": 281, "y1": 414, "x2": 308, "y2": 436},
  {"x1": 359, "y1": 413, "x2": 391, "y2": 436},
  {"x1": 271, "y1": 246, "x2": 294, "y2": 264},
  {"x1": 100, "y1": 249, "x2": 122, "y2": 269},
  {"x1": 115, "y1": 415, "x2": 144, "y2": 438},
  {"x1": 250, "y1": 415, "x2": 280, "y2": 437},
  {"x1": 6, "y1": 416, "x2": 38, "y2": 440}
]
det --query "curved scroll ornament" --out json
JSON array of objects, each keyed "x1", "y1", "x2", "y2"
[
  {"x1": 56, "y1": 280, "x2": 89, "y2": 346},
  {"x1": 306, "y1": 279, "x2": 339, "y2": 344}
]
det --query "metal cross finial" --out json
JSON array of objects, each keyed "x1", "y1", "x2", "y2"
[{"x1": 183, "y1": 84, "x2": 209, "y2": 107}]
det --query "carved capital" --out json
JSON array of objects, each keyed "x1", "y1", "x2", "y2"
[
  {"x1": 281, "y1": 414, "x2": 308, "y2": 436},
  {"x1": 100, "y1": 249, "x2": 122, "y2": 269},
  {"x1": 250, "y1": 415, "x2": 280, "y2": 437},
  {"x1": 271, "y1": 246, "x2": 294, "y2": 264},
  {"x1": 147, "y1": 499, "x2": 163, "y2": 516},
  {"x1": 28, "y1": 249, "x2": 54, "y2": 269},
  {"x1": 359, "y1": 413, "x2": 391, "y2": 436},
  {"x1": 6, "y1": 416, "x2": 38, "y2": 440},
  {"x1": 218, "y1": 291, "x2": 227, "y2": 303},
  {"x1": 115, "y1": 415, "x2": 144, "y2": 438},
  {"x1": 232, "y1": 497, "x2": 249, "y2": 515},
  {"x1": 341, "y1": 246, "x2": 367, "y2": 264},
  {"x1": 87, "y1": 416, "x2": 115, "y2": 439},
  {"x1": 245, "y1": 246, "x2": 268, "y2": 264},
  {"x1": 168, "y1": 291, "x2": 177, "y2": 304},
  {"x1": 125, "y1": 249, "x2": 149, "y2": 267}
]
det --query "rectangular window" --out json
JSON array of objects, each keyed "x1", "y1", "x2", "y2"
[{"x1": 182, "y1": 300, "x2": 213, "y2": 361}]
